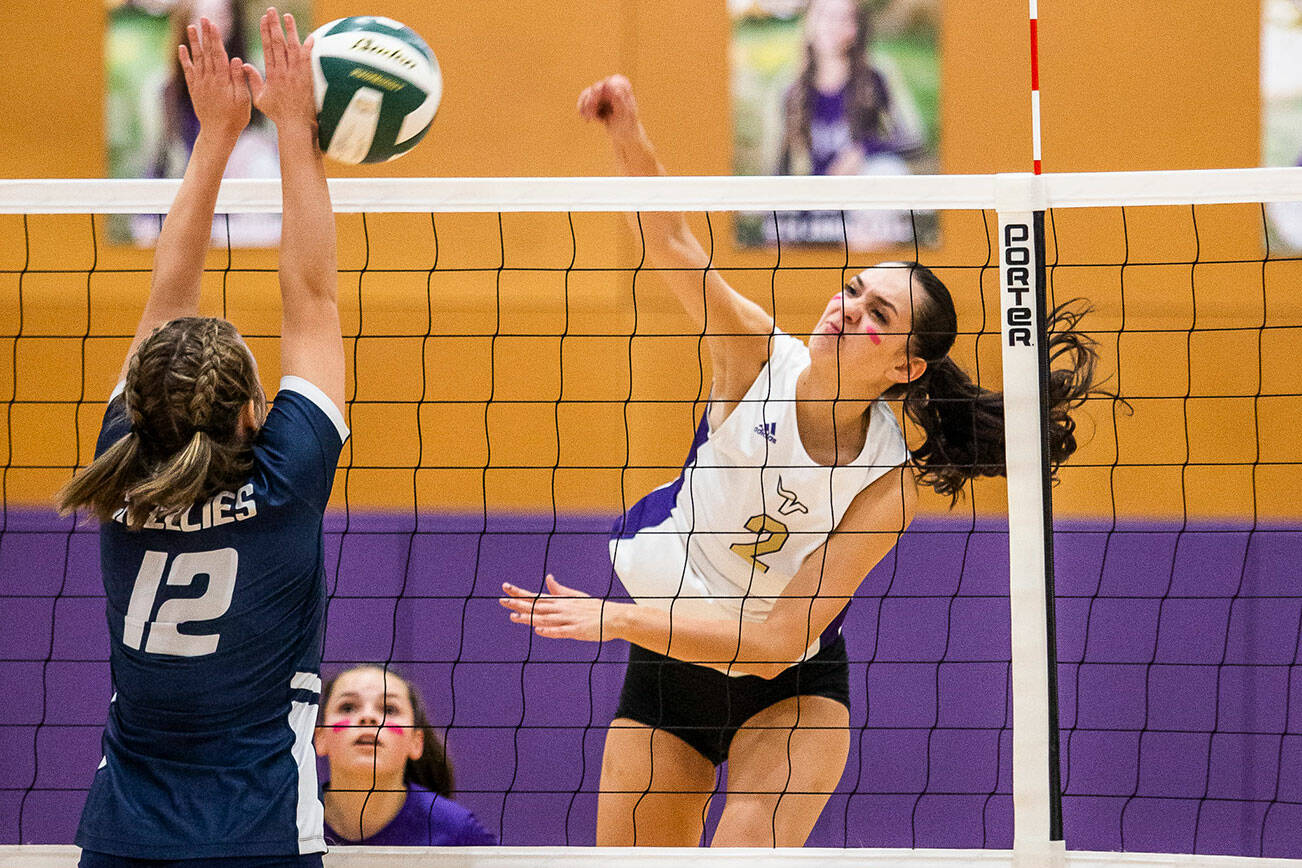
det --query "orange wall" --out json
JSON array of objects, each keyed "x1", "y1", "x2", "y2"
[{"x1": 3, "y1": 1, "x2": 1297, "y2": 521}]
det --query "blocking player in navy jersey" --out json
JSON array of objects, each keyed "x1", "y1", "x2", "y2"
[
  {"x1": 57, "y1": 10, "x2": 344, "y2": 865},
  {"x1": 500, "y1": 76, "x2": 1105, "y2": 847}
]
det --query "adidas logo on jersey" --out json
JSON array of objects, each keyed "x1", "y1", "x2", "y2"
[{"x1": 753, "y1": 421, "x2": 778, "y2": 443}]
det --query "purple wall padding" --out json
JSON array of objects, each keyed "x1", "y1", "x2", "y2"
[{"x1": 1, "y1": 509, "x2": 1298, "y2": 856}]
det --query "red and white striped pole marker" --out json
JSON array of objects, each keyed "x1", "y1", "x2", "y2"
[
  {"x1": 1002, "y1": 0, "x2": 1063, "y2": 855},
  {"x1": 1029, "y1": 0, "x2": 1042, "y2": 174}
]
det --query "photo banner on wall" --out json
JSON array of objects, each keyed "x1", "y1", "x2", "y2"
[
  {"x1": 1263, "y1": 0, "x2": 1302, "y2": 249},
  {"x1": 730, "y1": 0, "x2": 940, "y2": 250},
  {"x1": 104, "y1": 0, "x2": 311, "y2": 247}
]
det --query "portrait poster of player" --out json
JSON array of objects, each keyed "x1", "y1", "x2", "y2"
[
  {"x1": 1263, "y1": 0, "x2": 1302, "y2": 250},
  {"x1": 731, "y1": 0, "x2": 940, "y2": 250},
  {"x1": 104, "y1": 0, "x2": 310, "y2": 246}
]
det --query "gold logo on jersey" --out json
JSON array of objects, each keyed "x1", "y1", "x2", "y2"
[
  {"x1": 776, "y1": 476, "x2": 808, "y2": 516},
  {"x1": 730, "y1": 514, "x2": 789, "y2": 574}
]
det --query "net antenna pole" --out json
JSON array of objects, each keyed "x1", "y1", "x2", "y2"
[{"x1": 1001, "y1": 0, "x2": 1065, "y2": 859}]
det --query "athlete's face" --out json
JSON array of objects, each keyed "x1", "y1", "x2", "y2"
[
  {"x1": 806, "y1": 0, "x2": 860, "y2": 60},
  {"x1": 316, "y1": 668, "x2": 424, "y2": 786},
  {"x1": 808, "y1": 264, "x2": 926, "y2": 393}
]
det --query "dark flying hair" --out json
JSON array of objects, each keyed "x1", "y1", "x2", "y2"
[{"x1": 886, "y1": 263, "x2": 1109, "y2": 502}]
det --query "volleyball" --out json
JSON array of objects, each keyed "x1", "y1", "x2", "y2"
[{"x1": 309, "y1": 16, "x2": 442, "y2": 164}]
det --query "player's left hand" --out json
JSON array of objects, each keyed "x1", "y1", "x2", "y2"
[
  {"x1": 499, "y1": 576, "x2": 622, "y2": 642},
  {"x1": 178, "y1": 16, "x2": 251, "y2": 143},
  {"x1": 244, "y1": 8, "x2": 317, "y2": 134}
]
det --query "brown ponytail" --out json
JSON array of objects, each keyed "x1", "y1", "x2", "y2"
[
  {"x1": 56, "y1": 317, "x2": 263, "y2": 529},
  {"x1": 890, "y1": 264, "x2": 1114, "y2": 502}
]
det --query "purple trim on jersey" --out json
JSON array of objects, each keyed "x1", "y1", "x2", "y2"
[
  {"x1": 818, "y1": 605, "x2": 849, "y2": 651},
  {"x1": 610, "y1": 411, "x2": 711, "y2": 540},
  {"x1": 322, "y1": 784, "x2": 497, "y2": 846}
]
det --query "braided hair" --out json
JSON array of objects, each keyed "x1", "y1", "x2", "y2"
[{"x1": 57, "y1": 317, "x2": 264, "y2": 529}]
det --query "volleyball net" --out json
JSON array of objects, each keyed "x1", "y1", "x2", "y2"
[{"x1": 0, "y1": 170, "x2": 1299, "y2": 864}]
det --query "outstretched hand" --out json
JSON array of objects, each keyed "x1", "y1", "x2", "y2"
[
  {"x1": 178, "y1": 17, "x2": 251, "y2": 143},
  {"x1": 243, "y1": 7, "x2": 317, "y2": 134},
  {"x1": 577, "y1": 75, "x2": 642, "y2": 140},
  {"x1": 499, "y1": 576, "x2": 625, "y2": 642}
]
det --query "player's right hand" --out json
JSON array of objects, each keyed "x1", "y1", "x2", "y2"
[
  {"x1": 577, "y1": 75, "x2": 641, "y2": 139},
  {"x1": 178, "y1": 17, "x2": 251, "y2": 144}
]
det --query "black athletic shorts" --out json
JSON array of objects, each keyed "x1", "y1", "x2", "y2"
[{"x1": 613, "y1": 633, "x2": 851, "y2": 766}]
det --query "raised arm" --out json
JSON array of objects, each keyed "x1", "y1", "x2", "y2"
[
  {"x1": 121, "y1": 17, "x2": 250, "y2": 382},
  {"x1": 244, "y1": 8, "x2": 345, "y2": 415},
  {"x1": 502, "y1": 467, "x2": 917, "y2": 679},
  {"x1": 579, "y1": 75, "x2": 774, "y2": 408}
]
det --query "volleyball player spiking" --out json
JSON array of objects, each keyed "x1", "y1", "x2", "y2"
[
  {"x1": 58, "y1": 10, "x2": 346, "y2": 865},
  {"x1": 501, "y1": 75, "x2": 1104, "y2": 847}
]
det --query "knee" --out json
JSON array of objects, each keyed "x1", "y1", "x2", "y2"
[{"x1": 711, "y1": 795, "x2": 783, "y2": 846}]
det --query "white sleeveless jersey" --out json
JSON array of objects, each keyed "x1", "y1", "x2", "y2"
[{"x1": 609, "y1": 332, "x2": 909, "y2": 670}]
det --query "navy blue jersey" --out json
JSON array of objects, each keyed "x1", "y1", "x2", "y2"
[{"x1": 76, "y1": 377, "x2": 348, "y2": 860}]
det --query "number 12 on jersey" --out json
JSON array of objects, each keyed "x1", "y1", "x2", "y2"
[{"x1": 123, "y1": 548, "x2": 238, "y2": 657}]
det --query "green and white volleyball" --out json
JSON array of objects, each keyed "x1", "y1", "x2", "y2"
[{"x1": 309, "y1": 17, "x2": 441, "y2": 164}]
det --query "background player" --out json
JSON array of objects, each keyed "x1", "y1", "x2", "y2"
[
  {"x1": 500, "y1": 75, "x2": 1102, "y2": 847},
  {"x1": 57, "y1": 9, "x2": 345, "y2": 864},
  {"x1": 315, "y1": 665, "x2": 497, "y2": 846},
  {"x1": 772, "y1": 0, "x2": 924, "y2": 246}
]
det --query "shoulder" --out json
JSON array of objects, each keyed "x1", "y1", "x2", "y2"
[
  {"x1": 842, "y1": 464, "x2": 916, "y2": 533},
  {"x1": 773, "y1": 329, "x2": 808, "y2": 357},
  {"x1": 95, "y1": 385, "x2": 131, "y2": 459},
  {"x1": 768, "y1": 330, "x2": 810, "y2": 376},
  {"x1": 404, "y1": 783, "x2": 439, "y2": 809},
  {"x1": 711, "y1": 331, "x2": 808, "y2": 428},
  {"x1": 404, "y1": 785, "x2": 498, "y2": 845},
  {"x1": 403, "y1": 784, "x2": 460, "y2": 820},
  {"x1": 267, "y1": 377, "x2": 349, "y2": 446},
  {"x1": 870, "y1": 399, "x2": 908, "y2": 456},
  {"x1": 251, "y1": 377, "x2": 349, "y2": 511}
]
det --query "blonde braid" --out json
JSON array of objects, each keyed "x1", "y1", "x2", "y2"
[{"x1": 187, "y1": 318, "x2": 224, "y2": 432}]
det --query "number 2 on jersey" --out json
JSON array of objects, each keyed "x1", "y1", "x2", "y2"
[
  {"x1": 122, "y1": 548, "x2": 238, "y2": 657},
  {"x1": 729, "y1": 513, "x2": 789, "y2": 574}
]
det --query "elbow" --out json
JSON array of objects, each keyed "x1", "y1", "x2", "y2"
[
  {"x1": 741, "y1": 631, "x2": 803, "y2": 680},
  {"x1": 629, "y1": 211, "x2": 690, "y2": 247},
  {"x1": 643, "y1": 224, "x2": 707, "y2": 270},
  {"x1": 281, "y1": 273, "x2": 338, "y2": 305}
]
